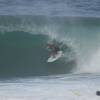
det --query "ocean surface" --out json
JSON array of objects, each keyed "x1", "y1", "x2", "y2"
[{"x1": 0, "y1": 0, "x2": 100, "y2": 100}]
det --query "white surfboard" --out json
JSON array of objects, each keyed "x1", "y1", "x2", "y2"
[{"x1": 47, "y1": 51, "x2": 63, "y2": 63}]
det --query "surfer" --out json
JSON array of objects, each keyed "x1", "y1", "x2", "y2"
[
  {"x1": 47, "y1": 43, "x2": 60, "y2": 57},
  {"x1": 47, "y1": 43, "x2": 63, "y2": 62}
]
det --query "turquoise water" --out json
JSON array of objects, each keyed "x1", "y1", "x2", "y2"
[{"x1": 0, "y1": 16, "x2": 100, "y2": 77}]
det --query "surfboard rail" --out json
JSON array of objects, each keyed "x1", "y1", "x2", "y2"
[{"x1": 47, "y1": 51, "x2": 62, "y2": 63}]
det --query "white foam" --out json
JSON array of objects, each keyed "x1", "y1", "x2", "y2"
[
  {"x1": 77, "y1": 48, "x2": 100, "y2": 74},
  {"x1": 0, "y1": 76, "x2": 99, "y2": 100}
]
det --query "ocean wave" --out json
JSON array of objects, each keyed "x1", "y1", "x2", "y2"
[
  {"x1": 0, "y1": 15, "x2": 100, "y2": 77},
  {"x1": 0, "y1": 30, "x2": 77, "y2": 78}
]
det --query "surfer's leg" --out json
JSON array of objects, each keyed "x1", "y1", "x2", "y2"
[{"x1": 51, "y1": 51, "x2": 56, "y2": 58}]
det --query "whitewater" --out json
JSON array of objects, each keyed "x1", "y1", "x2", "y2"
[{"x1": 0, "y1": 0, "x2": 100, "y2": 100}]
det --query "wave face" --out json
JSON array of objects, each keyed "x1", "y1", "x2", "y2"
[{"x1": 0, "y1": 15, "x2": 100, "y2": 77}]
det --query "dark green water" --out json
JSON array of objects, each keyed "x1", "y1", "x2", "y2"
[
  {"x1": 0, "y1": 31, "x2": 75, "y2": 78},
  {"x1": 0, "y1": 15, "x2": 100, "y2": 78}
]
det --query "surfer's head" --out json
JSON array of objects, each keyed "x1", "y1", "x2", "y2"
[{"x1": 47, "y1": 43, "x2": 55, "y2": 48}]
